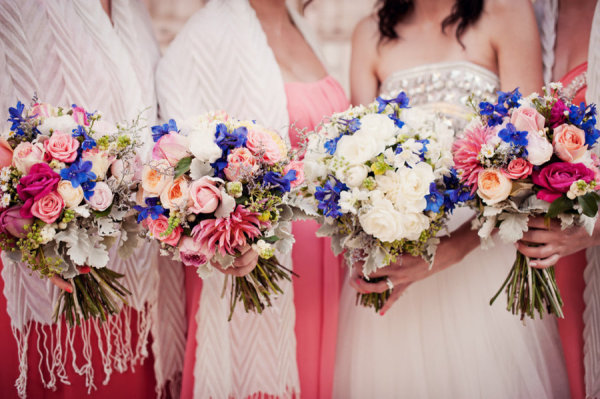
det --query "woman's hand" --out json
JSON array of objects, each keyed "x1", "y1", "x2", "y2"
[
  {"x1": 214, "y1": 245, "x2": 259, "y2": 277},
  {"x1": 49, "y1": 265, "x2": 92, "y2": 293},
  {"x1": 517, "y1": 216, "x2": 600, "y2": 268}
]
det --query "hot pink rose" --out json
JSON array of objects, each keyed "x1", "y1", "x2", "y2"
[
  {"x1": 553, "y1": 124, "x2": 587, "y2": 162},
  {"x1": 71, "y1": 105, "x2": 89, "y2": 126},
  {"x1": 284, "y1": 161, "x2": 304, "y2": 188},
  {"x1": 503, "y1": 158, "x2": 533, "y2": 180},
  {"x1": 0, "y1": 206, "x2": 33, "y2": 238},
  {"x1": 178, "y1": 236, "x2": 208, "y2": 267},
  {"x1": 86, "y1": 181, "x2": 114, "y2": 211},
  {"x1": 510, "y1": 106, "x2": 546, "y2": 132},
  {"x1": 145, "y1": 214, "x2": 182, "y2": 246},
  {"x1": 30, "y1": 103, "x2": 56, "y2": 118},
  {"x1": 31, "y1": 190, "x2": 64, "y2": 224},
  {"x1": 549, "y1": 99, "x2": 568, "y2": 128},
  {"x1": 17, "y1": 163, "x2": 61, "y2": 218},
  {"x1": 189, "y1": 177, "x2": 222, "y2": 214},
  {"x1": 12, "y1": 142, "x2": 45, "y2": 174},
  {"x1": 0, "y1": 139, "x2": 13, "y2": 168},
  {"x1": 224, "y1": 147, "x2": 257, "y2": 181},
  {"x1": 44, "y1": 132, "x2": 80, "y2": 163},
  {"x1": 532, "y1": 162, "x2": 595, "y2": 202},
  {"x1": 246, "y1": 128, "x2": 285, "y2": 164},
  {"x1": 152, "y1": 132, "x2": 190, "y2": 166}
]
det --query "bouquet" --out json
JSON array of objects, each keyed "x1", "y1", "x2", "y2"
[
  {"x1": 136, "y1": 111, "x2": 302, "y2": 320},
  {"x1": 299, "y1": 93, "x2": 471, "y2": 312},
  {"x1": 0, "y1": 101, "x2": 143, "y2": 326},
  {"x1": 453, "y1": 85, "x2": 600, "y2": 319}
]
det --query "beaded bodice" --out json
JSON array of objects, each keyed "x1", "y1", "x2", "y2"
[{"x1": 380, "y1": 61, "x2": 500, "y2": 129}]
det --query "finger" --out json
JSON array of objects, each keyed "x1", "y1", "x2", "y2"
[
  {"x1": 351, "y1": 261, "x2": 365, "y2": 277},
  {"x1": 233, "y1": 249, "x2": 258, "y2": 269},
  {"x1": 530, "y1": 253, "x2": 561, "y2": 269},
  {"x1": 515, "y1": 242, "x2": 556, "y2": 259},
  {"x1": 527, "y1": 216, "x2": 560, "y2": 230},
  {"x1": 238, "y1": 244, "x2": 252, "y2": 255},
  {"x1": 520, "y1": 229, "x2": 557, "y2": 245},
  {"x1": 354, "y1": 277, "x2": 391, "y2": 294},
  {"x1": 380, "y1": 283, "x2": 411, "y2": 315},
  {"x1": 78, "y1": 266, "x2": 91, "y2": 274},
  {"x1": 215, "y1": 263, "x2": 255, "y2": 277},
  {"x1": 50, "y1": 275, "x2": 73, "y2": 293},
  {"x1": 368, "y1": 264, "x2": 400, "y2": 278}
]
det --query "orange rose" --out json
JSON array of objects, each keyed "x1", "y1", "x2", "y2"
[
  {"x1": 160, "y1": 176, "x2": 190, "y2": 210},
  {"x1": 553, "y1": 124, "x2": 587, "y2": 162},
  {"x1": 141, "y1": 159, "x2": 173, "y2": 195},
  {"x1": 477, "y1": 169, "x2": 512, "y2": 205}
]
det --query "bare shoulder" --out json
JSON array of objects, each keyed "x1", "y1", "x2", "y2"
[
  {"x1": 482, "y1": 0, "x2": 537, "y2": 28},
  {"x1": 352, "y1": 15, "x2": 380, "y2": 48}
]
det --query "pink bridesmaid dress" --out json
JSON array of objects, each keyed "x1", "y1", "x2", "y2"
[
  {"x1": 557, "y1": 61, "x2": 588, "y2": 399},
  {"x1": 285, "y1": 76, "x2": 349, "y2": 399}
]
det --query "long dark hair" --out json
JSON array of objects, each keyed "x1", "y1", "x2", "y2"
[{"x1": 377, "y1": 0, "x2": 484, "y2": 46}]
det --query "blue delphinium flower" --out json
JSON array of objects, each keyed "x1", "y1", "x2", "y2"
[
  {"x1": 133, "y1": 197, "x2": 165, "y2": 223},
  {"x1": 376, "y1": 92, "x2": 410, "y2": 113},
  {"x1": 387, "y1": 113, "x2": 405, "y2": 129},
  {"x1": 315, "y1": 178, "x2": 348, "y2": 218},
  {"x1": 425, "y1": 182, "x2": 444, "y2": 213},
  {"x1": 60, "y1": 159, "x2": 97, "y2": 189},
  {"x1": 7, "y1": 101, "x2": 26, "y2": 132},
  {"x1": 479, "y1": 102, "x2": 495, "y2": 116},
  {"x1": 568, "y1": 103, "x2": 600, "y2": 147},
  {"x1": 151, "y1": 119, "x2": 178, "y2": 142},
  {"x1": 72, "y1": 125, "x2": 96, "y2": 151},
  {"x1": 481, "y1": 88, "x2": 522, "y2": 127},
  {"x1": 324, "y1": 135, "x2": 343, "y2": 155},
  {"x1": 81, "y1": 180, "x2": 97, "y2": 200},
  {"x1": 416, "y1": 139, "x2": 430, "y2": 160},
  {"x1": 499, "y1": 123, "x2": 528, "y2": 147},
  {"x1": 441, "y1": 170, "x2": 473, "y2": 212},
  {"x1": 343, "y1": 118, "x2": 362, "y2": 133},
  {"x1": 215, "y1": 124, "x2": 247, "y2": 154},
  {"x1": 262, "y1": 170, "x2": 297, "y2": 193}
]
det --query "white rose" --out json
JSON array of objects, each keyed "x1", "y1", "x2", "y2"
[
  {"x1": 358, "y1": 113, "x2": 397, "y2": 145},
  {"x1": 335, "y1": 133, "x2": 382, "y2": 165},
  {"x1": 336, "y1": 164, "x2": 369, "y2": 188},
  {"x1": 400, "y1": 107, "x2": 429, "y2": 134},
  {"x1": 399, "y1": 212, "x2": 431, "y2": 241},
  {"x1": 526, "y1": 130, "x2": 553, "y2": 165},
  {"x1": 376, "y1": 163, "x2": 434, "y2": 212},
  {"x1": 37, "y1": 115, "x2": 78, "y2": 135},
  {"x1": 188, "y1": 130, "x2": 222, "y2": 163},
  {"x1": 303, "y1": 159, "x2": 328, "y2": 182},
  {"x1": 359, "y1": 196, "x2": 405, "y2": 242},
  {"x1": 57, "y1": 180, "x2": 84, "y2": 208}
]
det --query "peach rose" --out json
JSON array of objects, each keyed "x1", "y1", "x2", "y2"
[
  {"x1": 0, "y1": 138, "x2": 13, "y2": 168},
  {"x1": 86, "y1": 181, "x2": 114, "y2": 211},
  {"x1": 31, "y1": 190, "x2": 64, "y2": 224},
  {"x1": 477, "y1": 169, "x2": 512, "y2": 205},
  {"x1": 141, "y1": 159, "x2": 173, "y2": 195},
  {"x1": 57, "y1": 180, "x2": 84, "y2": 208},
  {"x1": 503, "y1": 158, "x2": 533, "y2": 180},
  {"x1": 223, "y1": 147, "x2": 258, "y2": 181},
  {"x1": 145, "y1": 214, "x2": 182, "y2": 246},
  {"x1": 12, "y1": 142, "x2": 45, "y2": 174},
  {"x1": 510, "y1": 106, "x2": 545, "y2": 132},
  {"x1": 284, "y1": 160, "x2": 304, "y2": 188},
  {"x1": 44, "y1": 131, "x2": 79, "y2": 163},
  {"x1": 246, "y1": 128, "x2": 286, "y2": 164},
  {"x1": 81, "y1": 149, "x2": 115, "y2": 180},
  {"x1": 553, "y1": 124, "x2": 587, "y2": 162},
  {"x1": 188, "y1": 176, "x2": 222, "y2": 214},
  {"x1": 160, "y1": 176, "x2": 190, "y2": 210},
  {"x1": 152, "y1": 132, "x2": 190, "y2": 166}
]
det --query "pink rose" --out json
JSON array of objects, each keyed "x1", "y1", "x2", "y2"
[
  {"x1": 152, "y1": 132, "x2": 190, "y2": 166},
  {"x1": 86, "y1": 181, "x2": 114, "y2": 211},
  {"x1": 503, "y1": 158, "x2": 533, "y2": 180},
  {"x1": 12, "y1": 142, "x2": 45, "y2": 174},
  {"x1": 553, "y1": 124, "x2": 587, "y2": 162},
  {"x1": 532, "y1": 162, "x2": 595, "y2": 202},
  {"x1": 0, "y1": 206, "x2": 33, "y2": 238},
  {"x1": 246, "y1": 128, "x2": 285, "y2": 164},
  {"x1": 549, "y1": 99, "x2": 568, "y2": 128},
  {"x1": 284, "y1": 161, "x2": 304, "y2": 188},
  {"x1": 71, "y1": 105, "x2": 89, "y2": 126},
  {"x1": 526, "y1": 131, "x2": 554, "y2": 166},
  {"x1": 31, "y1": 191, "x2": 64, "y2": 224},
  {"x1": 0, "y1": 138, "x2": 13, "y2": 168},
  {"x1": 178, "y1": 236, "x2": 208, "y2": 267},
  {"x1": 189, "y1": 177, "x2": 222, "y2": 214},
  {"x1": 510, "y1": 106, "x2": 546, "y2": 132},
  {"x1": 111, "y1": 156, "x2": 142, "y2": 184},
  {"x1": 145, "y1": 214, "x2": 182, "y2": 246},
  {"x1": 81, "y1": 148, "x2": 114, "y2": 180},
  {"x1": 44, "y1": 131, "x2": 80, "y2": 163},
  {"x1": 29, "y1": 103, "x2": 56, "y2": 118},
  {"x1": 17, "y1": 163, "x2": 61, "y2": 218},
  {"x1": 223, "y1": 147, "x2": 258, "y2": 181}
]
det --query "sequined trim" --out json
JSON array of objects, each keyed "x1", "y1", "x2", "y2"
[{"x1": 561, "y1": 71, "x2": 587, "y2": 102}]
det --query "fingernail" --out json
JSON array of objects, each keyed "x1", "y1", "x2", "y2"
[
  {"x1": 379, "y1": 311, "x2": 385, "y2": 316},
  {"x1": 65, "y1": 285, "x2": 73, "y2": 294},
  {"x1": 530, "y1": 262, "x2": 537, "y2": 267}
]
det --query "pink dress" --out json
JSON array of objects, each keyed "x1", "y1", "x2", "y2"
[
  {"x1": 557, "y1": 61, "x2": 588, "y2": 399},
  {"x1": 285, "y1": 76, "x2": 348, "y2": 399}
]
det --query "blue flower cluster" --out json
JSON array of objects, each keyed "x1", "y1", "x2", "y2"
[
  {"x1": 134, "y1": 197, "x2": 165, "y2": 223},
  {"x1": 262, "y1": 170, "x2": 296, "y2": 193},
  {"x1": 425, "y1": 169, "x2": 473, "y2": 213},
  {"x1": 324, "y1": 117, "x2": 361, "y2": 155},
  {"x1": 568, "y1": 103, "x2": 600, "y2": 147},
  {"x1": 60, "y1": 159, "x2": 97, "y2": 200},
  {"x1": 152, "y1": 119, "x2": 178, "y2": 142},
  {"x1": 315, "y1": 177, "x2": 348, "y2": 218},
  {"x1": 212, "y1": 124, "x2": 248, "y2": 177},
  {"x1": 7, "y1": 101, "x2": 26, "y2": 133},
  {"x1": 498, "y1": 123, "x2": 529, "y2": 155},
  {"x1": 72, "y1": 125, "x2": 96, "y2": 151},
  {"x1": 480, "y1": 88, "x2": 522, "y2": 127}
]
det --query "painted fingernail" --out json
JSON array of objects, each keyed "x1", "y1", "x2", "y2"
[
  {"x1": 379, "y1": 311, "x2": 385, "y2": 316},
  {"x1": 65, "y1": 285, "x2": 73, "y2": 294}
]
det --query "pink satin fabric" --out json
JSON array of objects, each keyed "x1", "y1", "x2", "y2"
[
  {"x1": 284, "y1": 76, "x2": 349, "y2": 399},
  {"x1": 556, "y1": 61, "x2": 588, "y2": 399}
]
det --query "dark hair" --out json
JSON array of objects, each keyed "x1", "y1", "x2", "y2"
[{"x1": 377, "y1": 0, "x2": 484, "y2": 47}]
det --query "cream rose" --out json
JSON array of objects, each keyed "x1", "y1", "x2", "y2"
[
  {"x1": 399, "y1": 212, "x2": 431, "y2": 241},
  {"x1": 57, "y1": 180, "x2": 84, "y2": 208},
  {"x1": 336, "y1": 164, "x2": 369, "y2": 188},
  {"x1": 477, "y1": 169, "x2": 512, "y2": 205},
  {"x1": 526, "y1": 130, "x2": 554, "y2": 165},
  {"x1": 359, "y1": 195, "x2": 405, "y2": 242},
  {"x1": 12, "y1": 142, "x2": 45, "y2": 174},
  {"x1": 376, "y1": 163, "x2": 434, "y2": 212},
  {"x1": 358, "y1": 113, "x2": 397, "y2": 145},
  {"x1": 335, "y1": 133, "x2": 382, "y2": 165}
]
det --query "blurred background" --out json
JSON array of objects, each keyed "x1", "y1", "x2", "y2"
[{"x1": 143, "y1": 0, "x2": 378, "y2": 92}]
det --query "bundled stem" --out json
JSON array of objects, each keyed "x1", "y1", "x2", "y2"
[
  {"x1": 490, "y1": 251, "x2": 564, "y2": 320},
  {"x1": 355, "y1": 276, "x2": 391, "y2": 312},
  {"x1": 225, "y1": 256, "x2": 298, "y2": 321}
]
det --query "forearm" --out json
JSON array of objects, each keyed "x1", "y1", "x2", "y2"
[{"x1": 434, "y1": 221, "x2": 481, "y2": 272}]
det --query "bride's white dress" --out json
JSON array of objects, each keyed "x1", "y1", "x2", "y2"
[{"x1": 333, "y1": 61, "x2": 569, "y2": 399}]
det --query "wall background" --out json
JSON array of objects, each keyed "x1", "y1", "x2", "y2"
[{"x1": 143, "y1": 0, "x2": 377, "y2": 93}]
